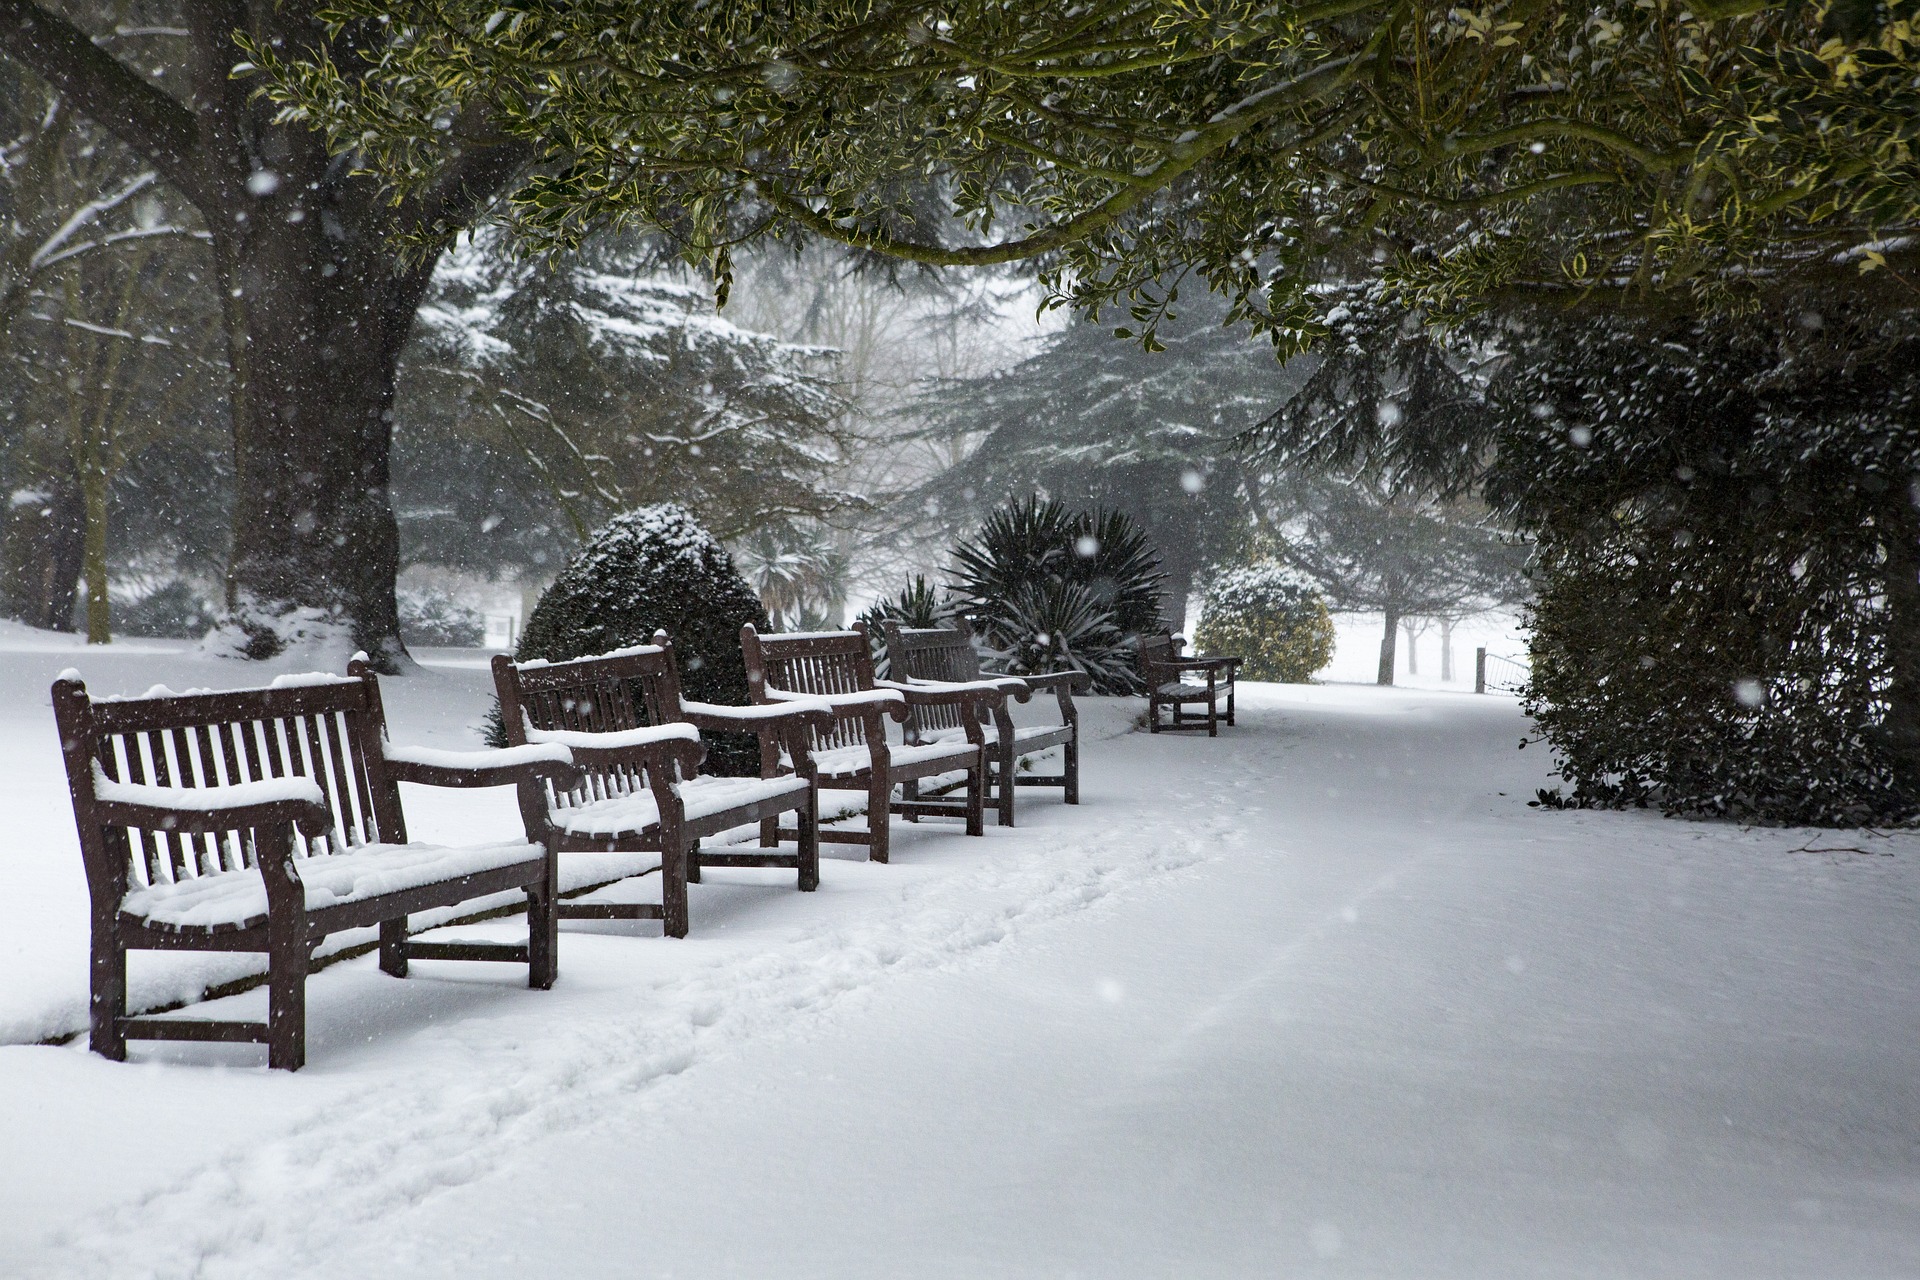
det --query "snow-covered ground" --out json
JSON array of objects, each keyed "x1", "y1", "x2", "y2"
[{"x1": 3, "y1": 632, "x2": 1918, "y2": 1277}]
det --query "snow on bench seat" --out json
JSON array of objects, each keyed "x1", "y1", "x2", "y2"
[
  {"x1": 1156, "y1": 680, "x2": 1221, "y2": 700},
  {"x1": 555, "y1": 773, "x2": 811, "y2": 836},
  {"x1": 121, "y1": 839, "x2": 544, "y2": 931},
  {"x1": 804, "y1": 738, "x2": 979, "y2": 778},
  {"x1": 919, "y1": 723, "x2": 1068, "y2": 749}
]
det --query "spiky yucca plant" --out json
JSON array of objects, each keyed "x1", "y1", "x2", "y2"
[
  {"x1": 856, "y1": 574, "x2": 955, "y2": 677},
  {"x1": 951, "y1": 497, "x2": 1165, "y2": 693}
]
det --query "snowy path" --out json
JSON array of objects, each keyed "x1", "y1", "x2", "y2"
[{"x1": 3, "y1": 649, "x2": 1918, "y2": 1276}]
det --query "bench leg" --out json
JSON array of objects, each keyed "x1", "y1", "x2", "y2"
[
  {"x1": 662, "y1": 838, "x2": 690, "y2": 938},
  {"x1": 1227, "y1": 685, "x2": 1236, "y2": 726},
  {"x1": 901, "y1": 777, "x2": 920, "y2": 821},
  {"x1": 266, "y1": 921, "x2": 308, "y2": 1072},
  {"x1": 797, "y1": 788, "x2": 819, "y2": 892},
  {"x1": 966, "y1": 759, "x2": 986, "y2": 837},
  {"x1": 868, "y1": 776, "x2": 891, "y2": 864},
  {"x1": 996, "y1": 739, "x2": 1016, "y2": 827},
  {"x1": 759, "y1": 816, "x2": 779, "y2": 849},
  {"x1": 1064, "y1": 731, "x2": 1080, "y2": 805},
  {"x1": 1208, "y1": 698, "x2": 1218, "y2": 738},
  {"x1": 527, "y1": 869, "x2": 558, "y2": 990},
  {"x1": 686, "y1": 838, "x2": 702, "y2": 884},
  {"x1": 378, "y1": 918, "x2": 408, "y2": 978},
  {"x1": 89, "y1": 918, "x2": 126, "y2": 1062}
]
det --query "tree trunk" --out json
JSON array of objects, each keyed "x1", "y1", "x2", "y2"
[
  {"x1": 1880, "y1": 493, "x2": 1920, "y2": 796},
  {"x1": 1402, "y1": 617, "x2": 1420, "y2": 675},
  {"x1": 1440, "y1": 618, "x2": 1455, "y2": 682},
  {"x1": 210, "y1": 215, "x2": 430, "y2": 666},
  {"x1": 79, "y1": 453, "x2": 110, "y2": 643},
  {"x1": 1377, "y1": 599, "x2": 1399, "y2": 686},
  {"x1": 0, "y1": 0, "x2": 528, "y2": 669},
  {"x1": 1, "y1": 472, "x2": 84, "y2": 630}
]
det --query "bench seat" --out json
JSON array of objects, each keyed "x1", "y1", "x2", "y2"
[
  {"x1": 806, "y1": 737, "x2": 979, "y2": 778},
  {"x1": 1156, "y1": 680, "x2": 1224, "y2": 701},
  {"x1": 121, "y1": 839, "x2": 545, "y2": 932},
  {"x1": 922, "y1": 722, "x2": 1074, "y2": 750},
  {"x1": 554, "y1": 774, "x2": 811, "y2": 836}
]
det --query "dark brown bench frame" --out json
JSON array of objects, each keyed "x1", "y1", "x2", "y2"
[
  {"x1": 492, "y1": 635, "x2": 834, "y2": 938},
  {"x1": 53, "y1": 656, "x2": 578, "y2": 1071},
  {"x1": 740, "y1": 623, "x2": 1003, "y2": 863},
  {"x1": 1140, "y1": 633, "x2": 1241, "y2": 736},
  {"x1": 881, "y1": 619, "x2": 1084, "y2": 826}
]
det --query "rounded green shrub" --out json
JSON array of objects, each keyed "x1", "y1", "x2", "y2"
[
  {"x1": 515, "y1": 504, "x2": 770, "y2": 774},
  {"x1": 1194, "y1": 561, "x2": 1335, "y2": 682}
]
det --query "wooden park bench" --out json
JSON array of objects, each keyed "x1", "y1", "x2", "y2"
[
  {"x1": 1140, "y1": 633, "x2": 1241, "y2": 736},
  {"x1": 53, "y1": 657, "x2": 579, "y2": 1071},
  {"x1": 740, "y1": 624, "x2": 1001, "y2": 863},
  {"x1": 492, "y1": 636, "x2": 835, "y2": 937},
  {"x1": 881, "y1": 619, "x2": 1083, "y2": 827}
]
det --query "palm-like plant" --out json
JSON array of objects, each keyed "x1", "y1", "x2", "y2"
[
  {"x1": 951, "y1": 496, "x2": 1165, "y2": 693},
  {"x1": 857, "y1": 574, "x2": 955, "y2": 676}
]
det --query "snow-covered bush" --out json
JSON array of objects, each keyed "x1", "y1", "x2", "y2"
[
  {"x1": 398, "y1": 589, "x2": 484, "y2": 648},
  {"x1": 113, "y1": 580, "x2": 215, "y2": 639},
  {"x1": 513, "y1": 504, "x2": 770, "y2": 774},
  {"x1": 1193, "y1": 562, "x2": 1334, "y2": 683},
  {"x1": 951, "y1": 497, "x2": 1165, "y2": 693}
]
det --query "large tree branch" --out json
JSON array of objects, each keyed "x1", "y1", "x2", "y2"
[
  {"x1": 0, "y1": 0, "x2": 206, "y2": 207},
  {"x1": 399, "y1": 123, "x2": 534, "y2": 242}
]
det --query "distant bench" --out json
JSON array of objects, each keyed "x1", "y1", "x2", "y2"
[{"x1": 54, "y1": 657, "x2": 578, "y2": 1070}]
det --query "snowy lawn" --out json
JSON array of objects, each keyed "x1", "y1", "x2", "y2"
[{"x1": 3, "y1": 633, "x2": 1918, "y2": 1276}]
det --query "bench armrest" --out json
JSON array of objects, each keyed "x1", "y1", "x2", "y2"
[
  {"x1": 90, "y1": 767, "x2": 334, "y2": 837},
  {"x1": 680, "y1": 698, "x2": 836, "y2": 734},
  {"x1": 524, "y1": 721, "x2": 706, "y2": 772},
  {"x1": 875, "y1": 677, "x2": 1010, "y2": 709},
  {"x1": 767, "y1": 686, "x2": 910, "y2": 722},
  {"x1": 382, "y1": 741, "x2": 580, "y2": 790},
  {"x1": 1018, "y1": 670, "x2": 1088, "y2": 695}
]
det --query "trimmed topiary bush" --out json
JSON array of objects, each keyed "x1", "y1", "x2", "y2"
[
  {"x1": 1193, "y1": 561, "x2": 1335, "y2": 683},
  {"x1": 951, "y1": 496, "x2": 1166, "y2": 693},
  {"x1": 513, "y1": 504, "x2": 771, "y2": 774}
]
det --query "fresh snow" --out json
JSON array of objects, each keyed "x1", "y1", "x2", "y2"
[{"x1": 1, "y1": 636, "x2": 1917, "y2": 1276}]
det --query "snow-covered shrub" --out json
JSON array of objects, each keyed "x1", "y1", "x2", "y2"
[
  {"x1": 398, "y1": 589, "x2": 484, "y2": 648},
  {"x1": 113, "y1": 580, "x2": 215, "y2": 639},
  {"x1": 513, "y1": 504, "x2": 770, "y2": 774},
  {"x1": 1193, "y1": 562, "x2": 1334, "y2": 682},
  {"x1": 856, "y1": 575, "x2": 954, "y2": 677},
  {"x1": 951, "y1": 497, "x2": 1165, "y2": 693}
]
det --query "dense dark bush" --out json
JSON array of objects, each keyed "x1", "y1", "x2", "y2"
[
  {"x1": 1497, "y1": 311, "x2": 1920, "y2": 826},
  {"x1": 950, "y1": 497, "x2": 1166, "y2": 693},
  {"x1": 512, "y1": 504, "x2": 771, "y2": 774},
  {"x1": 398, "y1": 589, "x2": 485, "y2": 647},
  {"x1": 1194, "y1": 561, "x2": 1334, "y2": 682},
  {"x1": 113, "y1": 580, "x2": 216, "y2": 639}
]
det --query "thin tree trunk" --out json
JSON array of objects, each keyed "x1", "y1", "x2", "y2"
[
  {"x1": 1378, "y1": 600, "x2": 1400, "y2": 686},
  {"x1": 1402, "y1": 617, "x2": 1420, "y2": 675},
  {"x1": 79, "y1": 457, "x2": 110, "y2": 643},
  {"x1": 1881, "y1": 494, "x2": 1920, "y2": 795},
  {"x1": 1440, "y1": 618, "x2": 1455, "y2": 682}
]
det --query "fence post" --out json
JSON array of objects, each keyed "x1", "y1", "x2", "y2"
[{"x1": 1474, "y1": 647, "x2": 1486, "y2": 695}]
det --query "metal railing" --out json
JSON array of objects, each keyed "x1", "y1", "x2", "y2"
[{"x1": 1474, "y1": 648, "x2": 1530, "y2": 695}]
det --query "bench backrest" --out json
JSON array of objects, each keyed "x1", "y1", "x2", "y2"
[
  {"x1": 1138, "y1": 632, "x2": 1180, "y2": 677},
  {"x1": 880, "y1": 621, "x2": 984, "y2": 738},
  {"x1": 740, "y1": 625, "x2": 876, "y2": 754},
  {"x1": 492, "y1": 640, "x2": 691, "y2": 812},
  {"x1": 52, "y1": 664, "x2": 404, "y2": 899}
]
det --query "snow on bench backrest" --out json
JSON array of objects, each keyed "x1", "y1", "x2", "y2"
[
  {"x1": 742, "y1": 626, "x2": 876, "y2": 754},
  {"x1": 53, "y1": 670, "x2": 401, "y2": 893},
  {"x1": 882, "y1": 623, "x2": 983, "y2": 737},
  {"x1": 491, "y1": 645, "x2": 685, "y2": 812}
]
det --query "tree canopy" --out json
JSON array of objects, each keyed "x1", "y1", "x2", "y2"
[{"x1": 254, "y1": 0, "x2": 1920, "y2": 349}]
